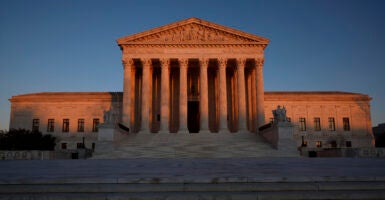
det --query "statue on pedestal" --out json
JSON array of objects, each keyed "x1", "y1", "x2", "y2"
[
  {"x1": 273, "y1": 105, "x2": 288, "y2": 123},
  {"x1": 103, "y1": 104, "x2": 118, "y2": 125},
  {"x1": 103, "y1": 110, "x2": 112, "y2": 124}
]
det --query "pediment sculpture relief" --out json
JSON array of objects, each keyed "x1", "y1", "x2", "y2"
[{"x1": 130, "y1": 24, "x2": 255, "y2": 44}]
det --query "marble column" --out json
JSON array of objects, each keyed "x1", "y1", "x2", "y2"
[
  {"x1": 160, "y1": 58, "x2": 170, "y2": 133},
  {"x1": 131, "y1": 66, "x2": 137, "y2": 132},
  {"x1": 256, "y1": 59, "x2": 265, "y2": 130},
  {"x1": 199, "y1": 58, "x2": 209, "y2": 133},
  {"x1": 122, "y1": 59, "x2": 134, "y2": 131},
  {"x1": 218, "y1": 58, "x2": 228, "y2": 133},
  {"x1": 251, "y1": 68, "x2": 257, "y2": 132},
  {"x1": 237, "y1": 58, "x2": 247, "y2": 132},
  {"x1": 179, "y1": 58, "x2": 189, "y2": 133},
  {"x1": 141, "y1": 59, "x2": 152, "y2": 133}
]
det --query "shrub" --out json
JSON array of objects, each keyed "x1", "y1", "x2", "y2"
[{"x1": 0, "y1": 129, "x2": 56, "y2": 150}]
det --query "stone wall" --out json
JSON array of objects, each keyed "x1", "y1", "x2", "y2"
[
  {"x1": 264, "y1": 92, "x2": 374, "y2": 148},
  {"x1": 300, "y1": 147, "x2": 385, "y2": 157},
  {"x1": 0, "y1": 150, "x2": 70, "y2": 160},
  {"x1": 9, "y1": 92, "x2": 122, "y2": 150},
  {"x1": 8, "y1": 91, "x2": 374, "y2": 152}
]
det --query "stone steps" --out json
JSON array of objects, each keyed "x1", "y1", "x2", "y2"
[
  {"x1": 2, "y1": 158, "x2": 385, "y2": 200},
  {"x1": 1, "y1": 182, "x2": 385, "y2": 200},
  {"x1": 92, "y1": 132, "x2": 299, "y2": 158}
]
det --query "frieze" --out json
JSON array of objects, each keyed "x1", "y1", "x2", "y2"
[{"x1": 122, "y1": 46, "x2": 264, "y2": 57}]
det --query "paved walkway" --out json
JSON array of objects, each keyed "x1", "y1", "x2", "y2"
[{"x1": 1, "y1": 158, "x2": 385, "y2": 184}]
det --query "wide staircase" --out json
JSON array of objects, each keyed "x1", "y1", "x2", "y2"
[
  {"x1": 1, "y1": 158, "x2": 385, "y2": 200},
  {"x1": 92, "y1": 131, "x2": 299, "y2": 158},
  {"x1": 2, "y1": 181, "x2": 385, "y2": 200}
]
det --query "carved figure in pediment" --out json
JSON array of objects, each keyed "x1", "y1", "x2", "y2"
[{"x1": 153, "y1": 25, "x2": 228, "y2": 43}]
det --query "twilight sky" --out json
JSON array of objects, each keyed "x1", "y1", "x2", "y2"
[{"x1": 0, "y1": 0, "x2": 384, "y2": 130}]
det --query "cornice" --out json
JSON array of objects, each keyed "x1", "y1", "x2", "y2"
[
  {"x1": 9, "y1": 92, "x2": 123, "y2": 103},
  {"x1": 121, "y1": 44, "x2": 267, "y2": 48},
  {"x1": 264, "y1": 91, "x2": 372, "y2": 102}
]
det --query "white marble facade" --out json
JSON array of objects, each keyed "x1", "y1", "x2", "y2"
[
  {"x1": 118, "y1": 18, "x2": 268, "y2": 134},
  {"x1": 8, "y1": 18, "x2": 375, "y2": 151}
]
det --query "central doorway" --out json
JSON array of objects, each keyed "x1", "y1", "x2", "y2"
[{"x1": 188, "y1": 101, "x2": 200, "y2": 133}]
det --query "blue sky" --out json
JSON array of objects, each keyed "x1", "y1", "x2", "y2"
[{"x1": 0, "y1": 0, "x2": 384, "y2": 130}]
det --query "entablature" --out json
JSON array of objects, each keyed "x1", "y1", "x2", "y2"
[{"x1": 121, "y1": 45, "x2": 264, "y2": 60}]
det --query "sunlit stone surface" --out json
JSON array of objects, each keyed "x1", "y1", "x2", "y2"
[{"x1": 8, "y1": 18, "x2": 374, "y2": 157}]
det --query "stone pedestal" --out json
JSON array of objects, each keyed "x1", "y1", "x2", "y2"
[
  {"x1": 98, "y1": 124, "x2": 115, "y2": 141},
  {"x1": 275, "y1": 122, "x2": 297, "y2": 151},
  {"x1": 260, "y1": 122, "x2": 298, "y2": 154},
  {"x1": 95, "y1": 124, "x2": 115, "y2": 153}
]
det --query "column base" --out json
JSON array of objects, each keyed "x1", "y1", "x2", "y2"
[
  {"x1": 199, "y1": 130, "x2": 211, "y2": 134},
  {"x1": 138, "y1": 130, "x2": 152, "y2": 134},
  {"x1": 237, "y1": 129, "x2": 248, "y2": 134},
  {"x1": 158, "y1": 130, "x2": 170, "y2": 134},
  {"x1": 177, "y1": 129, "x2": 189, "y2": 134},
  {"x1": 219, "y1": 129, "x2": 230, "y2": 134}
]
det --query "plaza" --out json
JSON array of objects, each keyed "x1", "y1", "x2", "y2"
[{"x1": 1, "y1": 158, "x2": 385, "y2": 199}]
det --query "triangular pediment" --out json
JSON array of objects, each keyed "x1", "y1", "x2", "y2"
[{"x1": 117, "y1": 18, "x2": 269, "y2": 45}]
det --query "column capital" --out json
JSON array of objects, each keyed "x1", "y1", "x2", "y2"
[
  {"x1": 199, "y1": 58, "x2": 209, "y2": 68},
  {"x1": 255, "y1": 58, "x2": 264, "y2": 68},
  {"x1": 179, "y1": 58, "x2": 189, "y2": 67},
  {"x1": 160, "y1": 58, "x2": 170, "y2": 67},
  {"x1": 122, "y1": 58, "x2": 135, "y2": 69},
  {"x1": 218, "y1": 58, "x2": 227, "y2": 67},
  {"x1": 237, "y1": 58, "x2": 247, "y2": 68},
  {"x1": 142, "y1": 58, "x2": 152, "y2": 67}
]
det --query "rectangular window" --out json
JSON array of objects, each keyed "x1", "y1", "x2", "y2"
[
  {"x1": 316, "y1": 141, "x2": 322, "y2": 148},
  {"x1": 346, "y1": 141, "x2": 352, "y2": 147},
  {"x1": 343, "y1": 117, "x2": 350, "y2": 131},
  {"x1": 78, "y1": 119, "x2": 85, "y2": 132},
  {"x1": 47, "y1": 119, "x2": 55, "y2": 132},
  {"x1": 32, "y1": 119, "x2": 40, "y2": 132},
  {"x1": 314, "y1": 117, "x2": 321, "y2": 131},
  {"x1": 331, "y1": 141, "x2": 337, "y2": 148},
  {"x1": 61, "y1": 143, "x2": 67, "y2": 149},
  {"x1": 92, "y1": 118, "x2": 99, "y2": 132},
  {"x1": 299, "y1": 117, "x2": 306, "y2": 131},
  {"x1": 62, "y1": 119, "x2": 69, "y2": 132},
  {"x1": 328, "y1": 117, "x2": 336, "y2": 131},
  {"x1": 77, "y1": 142, "x2": 84, "y2": 149}
]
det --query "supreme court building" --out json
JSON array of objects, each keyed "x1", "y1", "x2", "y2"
[
  {"x1": 118, "y1": 17, "x2": 268, "y2": 134},
  {"x1": 9, "y1": 18, "x2": 375, "y2": 157}
]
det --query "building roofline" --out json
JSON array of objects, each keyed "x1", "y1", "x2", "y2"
[
  {"x1": 265, "y1": 91, "x2": 371, "y2": 101},
  {"x1": 9, "y1": 92, "x2": 123, "y2": 103},
  {"x1": 9, "y1": 91, "x2": 371, "y2": 103},
  {"x1": 117, "y1": 17, "x2": 269, "y2": 46}
]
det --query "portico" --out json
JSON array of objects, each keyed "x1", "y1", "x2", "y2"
[
  {"x1": 117, "y1": 18, "x2": 269, "y2": 133},
  {"x1": 118, "y1": 18, "x2": 269, "y2": 134}
]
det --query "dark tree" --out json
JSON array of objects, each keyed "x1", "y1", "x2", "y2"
[
  {"x1": 0, "y1": 129, "x2": 56, "y2": 150},
  {"x1": 376, "y1": 133, "x2": 385, "y2": 147}
]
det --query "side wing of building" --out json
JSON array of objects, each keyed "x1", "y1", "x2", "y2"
[
  {"x1": 8, "y1": 92, "x2": 122, "y2": 149},
  {"x1": 8, "y1": 91, "x2": 374, "y2": 149},
  {"x1": 264, "y1": 91, "x2": 374, "y2": 148}
]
